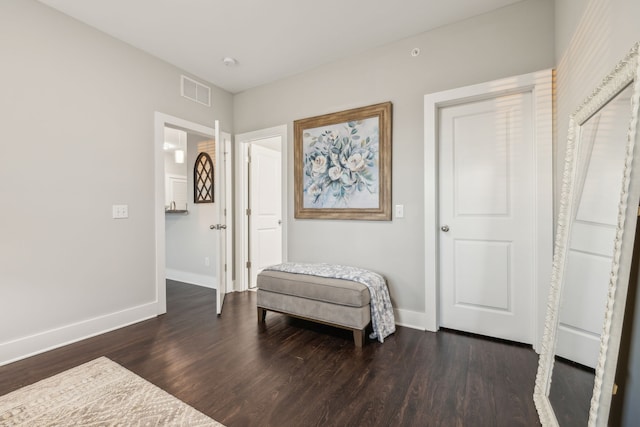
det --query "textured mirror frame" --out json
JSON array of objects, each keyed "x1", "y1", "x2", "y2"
[{"x1": 534, "y1": 42, "x2": 640, "y2": 427}]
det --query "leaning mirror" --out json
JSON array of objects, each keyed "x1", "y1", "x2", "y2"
[{"x1": 535, "y1": 43, "x2": 640, "y2": 426}]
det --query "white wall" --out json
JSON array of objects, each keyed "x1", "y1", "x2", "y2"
[
  {"x1": 165, "y1": 132, "x2": 218, "y2": 288},
  {"x1": 554, "y1": 1, "x2": 640, "y2": 425},
  {"x1": 233, "y1": 0, "x2": 555, "y2": 318},
  {"x1": 0, "y1": 0, "x2": 232, "y2": 365},
  {"x1": 554, "y1": 0, "x2": 640, "y2": 199}
]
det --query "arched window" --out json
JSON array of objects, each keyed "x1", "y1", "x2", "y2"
[{"x1": 194, "y1": 152, "x2": 214, "y2": 203}]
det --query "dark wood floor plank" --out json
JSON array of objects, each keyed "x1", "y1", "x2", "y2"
[
  {"x1": 0, "y1": 281, "x2": 542, "y2": 426},
  {"x1": 462, "y1": 337, "x2": 497, "y2": 426},
  {"x1": 495, "y1": 339, "x2": 541, "y2": 426}
]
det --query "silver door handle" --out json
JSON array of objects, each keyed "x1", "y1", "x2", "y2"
[{"x1": 440, "y1": 225, "x2": 450, "y2": 232}]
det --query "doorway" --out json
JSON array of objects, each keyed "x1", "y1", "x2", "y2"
[
  {"x1": 235, "y1": 125, "x2": 287, "y2": 291},
  {"x1": 423, "y1": 70, "x2": 553, "y2": 349},
  {"x1": 154, "y1": 113, "x2": 228, "y2": 314},
  {"x1": 164, "y1": 126, "x2": 216, "y2": 288}
]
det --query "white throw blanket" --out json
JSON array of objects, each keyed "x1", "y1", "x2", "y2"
[{"x1": 264, "y1": 262, "x2": 396, "y2": 343}]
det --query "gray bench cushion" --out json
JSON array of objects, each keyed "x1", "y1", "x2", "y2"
[
  {"x1": 257, "y1": 290, "x2": 371, "y2": 330},
  {"x1": 257, "y1": 270, "x2": 370, "y2": 308}
]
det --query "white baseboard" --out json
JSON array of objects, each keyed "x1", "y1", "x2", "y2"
[
  {"x1": 394, "y1": 308, "x2": 428, "y2": 331},
  {"x1": 166, "y1": 269, "x2": 217, "y2": 289},
  {"x1": 0, "y1": 301, "x2": 426, "y2": 366},
  {"x1": 0, "y1": 302, "x2": 158, "y2": 366}
]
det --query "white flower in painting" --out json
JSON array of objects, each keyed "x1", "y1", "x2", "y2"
[
  {"x1": 330, "y1": 152, "x2": 339, "y2": 166},
  {"x1": 346, "y1": 153, "x2": 366, "y2": 172},
  {"x1": 328, "y1": 166, "x2": 342, "y2": 181},
  {"x1": 312, "y1": 156, "x2": 328, "y2": 174},
  {"x1": 308, "y1": 183, "x2": 322, "y2": 197}
]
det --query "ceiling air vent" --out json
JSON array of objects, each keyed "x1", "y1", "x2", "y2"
[{"x1": 181, "y1": 75, "x2": 211, "y2": 107}]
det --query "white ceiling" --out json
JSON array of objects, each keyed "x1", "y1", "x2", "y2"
[{"x1": 38, "y1": 0, "x2": 523, "y2": 94}]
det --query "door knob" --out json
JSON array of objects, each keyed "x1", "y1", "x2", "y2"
[
  {"x1": 210, "y1": 224, "x2": 215, "y2": 230},
  {"x1": 440, "y1": 225, "x2": 450, "y2": 232},
  {"x1": 210, "y1": 224, "x2": 227, "y2": 230}
]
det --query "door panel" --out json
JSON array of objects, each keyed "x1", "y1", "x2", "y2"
[
  {"x1": 439, "y1": 92, "x2": 534, "y2": 344},
  {"x1": 454, "y1": 240, "x2": 511, "y2": 311},
  {"x1": 454, "y1": 111, "x2": 510, "y2": 216},
  {"x1": 215, "y1": 131, "x2": 232, "y2": 315},
  {"x1": 214, "y1": 122, "x2": 226, "y2": 315},
  {"x1": 249, "y1": 144, "x2": 282, "y2": 287}
]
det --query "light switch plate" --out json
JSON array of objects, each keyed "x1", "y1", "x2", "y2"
[
  {"x1": 395, "y1": 204, "x2": 404, "y2": 218},
  {"x1": 112, "y1": 204, "x2": 129, "y2": 219}
]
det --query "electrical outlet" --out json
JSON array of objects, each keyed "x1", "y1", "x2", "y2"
[{"x1": 112, "y1": 204, "x2": 129, "y2": 219}]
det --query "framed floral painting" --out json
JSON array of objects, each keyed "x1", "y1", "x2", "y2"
[{"x1": 294, "y1": 102, "x2": 392, "y2": 220}]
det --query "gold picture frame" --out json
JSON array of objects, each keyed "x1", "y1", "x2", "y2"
[{"x1": 294, "y1": 102, "x2": 392, "y2": 220}]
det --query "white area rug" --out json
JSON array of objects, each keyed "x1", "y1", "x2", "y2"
[{"x1": 0, "y1": 357, "x2": 224, "y2": 426}]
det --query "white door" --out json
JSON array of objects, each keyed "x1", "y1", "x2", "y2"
[
  {"x1": 439, "y1": 92, "x2": 535, "y2": 344},
  {"x1": 213, "y1": 122, "x2": 228, "y2": 315},
  {"x1": 212, "y1": 130, "x2": 233, "y2": 314},
  {"x1": 555, "y1": 90, "x2": 631, "y2": 368},
  {"x1": 249, "y1": 144, "x2": 282, "y2": 287}
]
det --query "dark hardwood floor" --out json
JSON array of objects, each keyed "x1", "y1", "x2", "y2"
[{"x1": 0, "y1": 281, "x2": 542, "y2": 426}]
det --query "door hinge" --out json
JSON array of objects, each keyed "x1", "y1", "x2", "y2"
[
  {"x1": 246, "y1": 155, "x2": 251, "y2": 163},
  {"x1": 224, "y1": 208, "x2": 227, "y2": 216},
  {"x1": 246, "y1": 261, "x2": 251, "y2": 269},
  {"x1": 224, "y1": 263, "x2": 227, "y2": 272},
  {"x1": 246, "y1": 208, "x2": 251, "y2": 215}
]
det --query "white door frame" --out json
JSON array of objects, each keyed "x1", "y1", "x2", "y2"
[
  {"x1": 235, "y1": 125, "x2": 288, "y2": 292},
  {"x1": 154, "y1": 112, "x2": 216, "y2": 314},
  {"x1": 423, "y1": 69, "x2": 553, "y2": 351}
]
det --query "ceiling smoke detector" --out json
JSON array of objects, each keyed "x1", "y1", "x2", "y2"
[{"x1": 222, "y1": 57, "x2": 238, "y2": 67}]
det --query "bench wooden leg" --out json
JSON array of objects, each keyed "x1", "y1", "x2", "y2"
[
  {"x1": 257, "y1": 307, "x2": 267, "y2": 323},
  {"x1": 353, "y1": 329, "x2": 364, "y2": 347}
]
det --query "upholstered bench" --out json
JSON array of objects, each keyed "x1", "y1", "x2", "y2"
[{"x1": 257, "y1": 269, "x2": 371, "y2": 347}]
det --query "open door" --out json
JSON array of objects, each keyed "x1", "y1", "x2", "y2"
[
  {"x1": 212, "y1": 122, "x2": 230, "y2": 315},
  {"x1": 217, "y1": 131, "x2": 233, "y2": 314}
]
